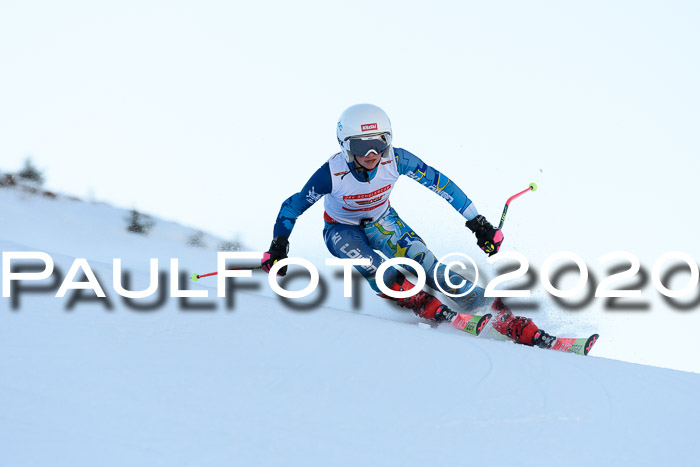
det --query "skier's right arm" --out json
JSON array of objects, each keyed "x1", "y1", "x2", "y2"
[{"x1": 262, "y1": 163, "x2": 332, "y2": 275}]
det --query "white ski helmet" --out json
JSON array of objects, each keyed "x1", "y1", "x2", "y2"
[{"x1": 336, "y1": 103, "x2": 393, "y2": 162}]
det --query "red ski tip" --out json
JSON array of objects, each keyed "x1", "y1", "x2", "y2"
[{"x1": 584, "y1": 334, "x2": 599, "y2": 356}]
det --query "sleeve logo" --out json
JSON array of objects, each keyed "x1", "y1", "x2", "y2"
[{"x1": 306, "y1": 187, "x2": 323, "y2": 203}]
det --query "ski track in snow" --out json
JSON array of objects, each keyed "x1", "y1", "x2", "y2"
[{"x1": 2, "y1": 188, "x2": 700, "y2": 466}]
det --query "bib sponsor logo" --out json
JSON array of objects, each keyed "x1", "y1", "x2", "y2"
[
  {"x1": 341, "y1": 184, "x2": 392, "y2": 212},
  {"x1": 343, "y1": 184, "x2": 391, "y2": 201},
  {"x1": 356, "y1": 196, "x2": 383, "y2": 206}
]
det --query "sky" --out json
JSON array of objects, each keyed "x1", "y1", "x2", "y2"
[
  {"x1": 2, "y1": 2, "x2": 700, "y2": 369},
  {"x1": 1, "y1": 1, "x2": 697, "y2": 240}
]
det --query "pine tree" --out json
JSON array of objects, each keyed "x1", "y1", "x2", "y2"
[
  {"x1": 18, "y1": 158, "x2": 45, "y2": 185},
  {"x1": 187, "y1": 230, "x2": 206, "y2": 248},
  {"x1": 218, "y1": 238, "x2": 242, "y2": 252},
  {"x1": 126, "y1": 210, "x2": 154, "y2": 234}
]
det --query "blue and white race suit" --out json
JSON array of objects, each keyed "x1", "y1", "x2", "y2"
[{"x1": 271, "y1": 147, "x2": 488, "y2": 309}]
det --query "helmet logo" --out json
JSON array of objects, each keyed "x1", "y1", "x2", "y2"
[{"x1": 361, "y1": 123, "x2": 378, "y2": 132}]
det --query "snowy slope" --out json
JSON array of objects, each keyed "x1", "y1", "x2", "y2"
[{"x1": 2, "y1": 187, "x2": 700, "y2": 467}]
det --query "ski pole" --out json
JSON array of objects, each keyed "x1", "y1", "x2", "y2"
[
  {"x1": 498, "y1": 182, "x2": 537, "y2": 230},
  {"x1": 191, "y1": 265, "x2": 263, "y2": 282}
]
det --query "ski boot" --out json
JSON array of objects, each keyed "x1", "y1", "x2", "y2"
[
  {"x1": 532, "y1": 330, "x2": 556, "y2": 349},
  {"x1": 379, "y1": 274, "x2": 457, "y2": 323},
  {"x1": 490, "y1": 298, "x2": 555, "y2": 348}
]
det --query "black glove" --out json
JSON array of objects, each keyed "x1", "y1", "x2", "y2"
[
  {"x1": 261, "y1": 236, "x2": 289, "y2": 276},
  {"x1": 465, "y1": 215, "x2": 504, "y2": 257}
]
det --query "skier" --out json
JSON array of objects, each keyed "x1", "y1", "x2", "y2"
[{"x1": 261, "y1": 103, "x2": 555, "y2": 349}]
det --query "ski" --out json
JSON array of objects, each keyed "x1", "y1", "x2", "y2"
[
  {"x1": 450, "y1": 312, "x2": 492, "y2": 336},
  {"x1": 455, "y1": 298, "x2": 600, "y2": 356},
  {"x1": 454, "y1": 320, "x2": 599, "y2": 356},
  {"x1": 550, "y1": 334, "x2": 599, "y2": 356},
  {"x1": 477, "y1": 327, "x2": 600, "y2": 356}
]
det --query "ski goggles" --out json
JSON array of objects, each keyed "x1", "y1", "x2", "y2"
[{"x1": 345, "y1": 134, "x2": 391, "y2": 159}]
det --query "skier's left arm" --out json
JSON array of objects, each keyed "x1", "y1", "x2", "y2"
[
  {"x1": 394, "y1": 147, "x2": 504, "y2": 256},
  {"x1": 394, "y1": 147, "x2": 479, "y2": 220}
]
